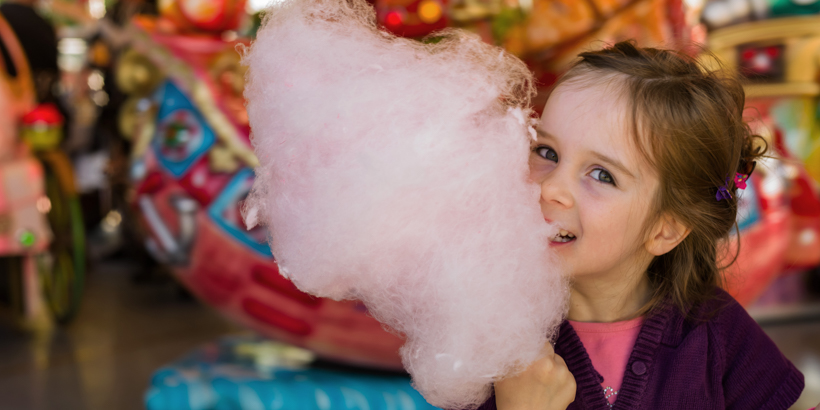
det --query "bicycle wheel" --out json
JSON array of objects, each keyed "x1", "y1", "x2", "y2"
[{"x1": 39, "y1": 160, "x2": 86, "y2": 323}]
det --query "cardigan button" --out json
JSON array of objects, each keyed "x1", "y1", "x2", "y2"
[{"x1": 631, "y1": 361, "x2": 647, "y2": 375}]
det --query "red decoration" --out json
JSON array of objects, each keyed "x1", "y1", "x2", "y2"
[
  {"x1": 22, "y1": 103, "x2": 63, "y2": 126},
  {"x1": 385, "y1": 11, "x2": 403, "y2": 27}
]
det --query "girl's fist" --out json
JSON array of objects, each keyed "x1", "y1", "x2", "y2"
[{"x1": 494, "y1": 343, "x2": 576, "y2": 410}]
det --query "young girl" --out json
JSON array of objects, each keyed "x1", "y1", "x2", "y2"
[{"x1": 486, "y1": 41, "x2": 808, "y2": 410}]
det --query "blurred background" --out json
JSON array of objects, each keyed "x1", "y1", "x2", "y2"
[{"x1": 0, "y1": 0, "x2": 818, "y2": 408}]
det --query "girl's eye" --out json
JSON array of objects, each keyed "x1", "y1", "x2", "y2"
[
  {"x1": 533, "y1": 145, "x2": 558, "y2": 162},
  {"x1": 590, "y1": 168, "x2": 616, "y2": 186}
]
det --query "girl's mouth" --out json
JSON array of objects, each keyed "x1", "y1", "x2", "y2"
[{"x1": 551, "y1": 229, "x2": 576, "y2": 244}]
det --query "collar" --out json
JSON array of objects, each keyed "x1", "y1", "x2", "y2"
[{"x1": 556, "y1": 301, "x2": 677, "y2": 409}]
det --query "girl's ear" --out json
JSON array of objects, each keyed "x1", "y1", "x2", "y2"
[{"x1": 645, "y1": 213, "x2": 691, "y2": 256}]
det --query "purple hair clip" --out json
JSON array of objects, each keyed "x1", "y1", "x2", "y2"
[
  {"x1": 716, "y1": 161, "x2": 756, "y2": 202},
  {"x1": 716, "y1": 184, "x2": 732, "y2": 201}
]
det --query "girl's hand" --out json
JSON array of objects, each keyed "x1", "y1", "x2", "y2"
[{"x1": 494, "y1": 343, "x2": 576, "y2": 410}]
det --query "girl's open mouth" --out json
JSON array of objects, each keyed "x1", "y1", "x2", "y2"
[{"x1": 551, "y1": 229, "x2": 576, "y2": 244}]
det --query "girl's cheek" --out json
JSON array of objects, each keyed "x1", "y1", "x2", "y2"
[{"x1": 580, "y1": 175, "x2": 616, "y2": 200}]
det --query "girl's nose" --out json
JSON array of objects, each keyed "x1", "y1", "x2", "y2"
[{"x1": 539, "y1": 175, "x2": 575, "y2": 209}]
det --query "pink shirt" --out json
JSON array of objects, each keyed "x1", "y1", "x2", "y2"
[{"x1": 568, "y1": 317, "x2": 644, "y2": 406}]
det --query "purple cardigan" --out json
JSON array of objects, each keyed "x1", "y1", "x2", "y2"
[{"x1": 475, "y1": 289, "x2": 804, "y2": 410}]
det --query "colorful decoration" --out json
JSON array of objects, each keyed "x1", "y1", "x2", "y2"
[
  {"x1": 21, "y1": 103, "x2": 64, "y2": 151},
  {"x1": 207, "y1": 168, "x2": 270, "y2": 257},
  {"x1": 376, "y1": 0, "x2": 449, "y2": 38},
  {"x1": 144, "y1": 335, "x2": 438, "y2": 410},
  {"x1": 735, "y1": 171, "x2": 752, "y2": 190},
  {"x1": 152, "y1": 82, "x2": 216, "y2": 177},
  {"x1": 158, "y1": 0, "x2": 248, "y2": 33}
]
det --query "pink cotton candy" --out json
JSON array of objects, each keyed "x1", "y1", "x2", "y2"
[{"x1": 241, "y1": 0, "x2": 569, "y2": 407}]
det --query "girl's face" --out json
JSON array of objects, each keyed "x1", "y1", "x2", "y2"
[{"x1": 532, "y1": 80, "x2": 659, "y2": 282}]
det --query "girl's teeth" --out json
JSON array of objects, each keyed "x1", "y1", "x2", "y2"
[
  {"x1": 553, "y1": 230, "x2": 575, "y2": 242},
  {"x1": 558, "y1": 229, "x2": 575, "y2": 238}
]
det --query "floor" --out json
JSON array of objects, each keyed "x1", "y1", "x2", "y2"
[
  {"x1": 767, "y1": 320, "x2": 820, "y2": 410},
  {"x1": 0, "y1": 258, "x2": 819, "y2": 410},
  {"x1": 0, "y1": 259, "x2": 244, "y2": 410}
]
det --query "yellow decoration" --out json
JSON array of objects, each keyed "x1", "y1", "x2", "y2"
[
  {"x1": 180, "y1": 0, "x2": 221, "y2": 22},
  {"x1": 90, "y1": 41, "x2": 111, "y2": 68},
  {"x1": 22, "y1": 124, "x2": 62, "y2": 151},
  {"x1": 418, "y1": 0, "x2": 443, "y2": 24},
  {"x1": 806, "y1": 142, "x2": 820, "y2": 185},
  {"x1": 117, "y1": 97, "x2": 140, "y2": 140},
  {"x1": 131, "y1": 103, "x2": 158, "y2": 159},
  {"x1": 192, "y1": 82, "x2": 259, "y2": 168},
  {"x1": 209, "y1": 145, "x2": 240, "y2": 173},
  {"x1": 116, "y1": 49, "x2": 163, "y2": 96},
  {"x1": 209, "y1": 49, "x2": 247, "y2": 96}
]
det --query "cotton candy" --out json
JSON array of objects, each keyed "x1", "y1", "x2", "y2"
[{"x1": 241, "y1": 0, "x2": 569, "y2": 407}]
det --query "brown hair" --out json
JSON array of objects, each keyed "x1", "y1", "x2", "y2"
[{"x1": 554, "y1": 40, "x2": 766, "y2": 317}]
